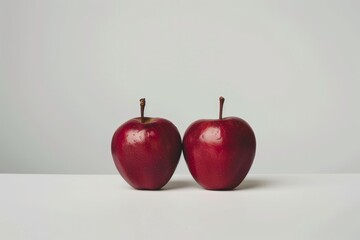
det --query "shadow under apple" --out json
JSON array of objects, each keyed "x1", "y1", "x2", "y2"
[
  {"x1": 163, "y1": 177, "x2": 273, "y2": 191},
  {"x1": 163, "y1": 179, "x2": 199, "y2": 190},
  {"x1": 234, "y1": 178, "x2": 270, "y2": 191}
]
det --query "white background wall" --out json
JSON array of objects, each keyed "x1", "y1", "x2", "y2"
[{"x1": 1, "y1": 0, "x2": 359, "y2": 174}]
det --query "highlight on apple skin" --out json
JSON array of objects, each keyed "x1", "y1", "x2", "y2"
[
  {"x1": 183, "y1": 97, "x2": 256, "y2": 190},
  {"x1": 111, "y1": 98, "x2": 182, "y2": 190}
]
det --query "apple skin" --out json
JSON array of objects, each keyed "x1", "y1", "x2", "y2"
[
  {"x1": 111, "y1": 117, "x2": 182, "y2": 190},
  {"x1": 183, "y1": 117, "x2": 256, "y2": 190}
]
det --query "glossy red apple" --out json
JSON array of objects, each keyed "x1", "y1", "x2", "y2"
[
  {"x1": 111, "y1": 98, "x2": 182, "y2": 190},
  {"x1": 183, "y1": 97, "x2": 256, "y2": 190}
]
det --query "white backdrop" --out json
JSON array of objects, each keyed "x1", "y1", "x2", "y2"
[{"x1": 1, "y1": 0, "x2": 359, "y2": 174}]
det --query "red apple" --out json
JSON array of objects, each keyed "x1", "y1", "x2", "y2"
[
  {"x1": 183, "y1": 97, "x2": 256, "y2": 190},
  {"x1": 111, "y1": 98, "x2": 182, "y2": 190}
]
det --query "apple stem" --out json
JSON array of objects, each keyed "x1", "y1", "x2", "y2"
[
  {"x1": 140, "y1": 98, "x2": 146, "y2": 123},
  {"x1": 219, "y1": 96, "x2": 225, "y2": 120}
]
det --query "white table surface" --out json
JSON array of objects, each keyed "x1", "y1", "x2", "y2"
[{"x1": 1, "y1": 174, "x2": 359, "y2": 240}]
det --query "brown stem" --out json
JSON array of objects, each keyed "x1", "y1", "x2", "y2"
[
  {"x1": 140, "y1": 98, "x2": 146, "y2": 123},
  {"x1": 219, "y1": 96, "x2": 225, "y2": 120}
]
